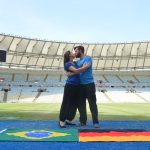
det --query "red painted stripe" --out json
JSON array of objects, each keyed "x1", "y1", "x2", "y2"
[{"x1": 79, "y1": 131, "x2": 150, "y2": 137}]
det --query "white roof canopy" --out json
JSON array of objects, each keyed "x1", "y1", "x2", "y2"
[{"x1": 0, "y1": 33, "x2": 150, "y2": 71}]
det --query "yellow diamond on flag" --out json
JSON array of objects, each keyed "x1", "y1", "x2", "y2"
[{"x1": 7, "y1": 130, "x2": 70, "y2": 140}]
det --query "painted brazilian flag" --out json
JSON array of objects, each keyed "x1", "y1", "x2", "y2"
[{"x1": 0, "y1": 129, "x2": 78, "y2": 142}]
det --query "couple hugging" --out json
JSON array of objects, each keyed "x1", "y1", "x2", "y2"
[{"x1": 59, "y1": 45, "x2": 99, "y2": 128}]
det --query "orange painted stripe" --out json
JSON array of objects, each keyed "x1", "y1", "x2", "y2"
[
  {"x1": 79, "y1": 136, "x2": 150, "y2": 142},
  {"x1": 79, "y1": 131, "x2": 150, "y2": 137}
]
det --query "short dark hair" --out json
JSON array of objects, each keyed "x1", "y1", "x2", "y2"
[{"x1": 74, "y1": 45, "x2": 84, "y2": 54}]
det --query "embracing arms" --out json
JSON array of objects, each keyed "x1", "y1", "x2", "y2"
[{"x1": 68, "y1": 63, "x2": 90, "y2": 74}]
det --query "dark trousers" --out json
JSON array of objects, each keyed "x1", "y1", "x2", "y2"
[
  {"x1": 59, "y1": 84, "x2": 79, "y2": 122},
  {"x1": 78, "y1": 83, "x2": 99, "y2": 124}
]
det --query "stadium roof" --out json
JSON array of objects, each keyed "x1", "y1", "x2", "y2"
[{"x1": 0, "y1": 33, "x2": 150, "y2": 71}]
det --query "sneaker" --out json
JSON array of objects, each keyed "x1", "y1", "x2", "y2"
[
  {"x1": 59, "y1": 121, "x2": 66, "y2": 128},
  {"x1": 93, "y1": 123, "x2": 100, "y2": 128},
  {"x1": 77, "y1": 122, "x2": 86, "y2": 127},
  {"x1": 66, "y1": 120, "x2": 76, "y2": 126}
]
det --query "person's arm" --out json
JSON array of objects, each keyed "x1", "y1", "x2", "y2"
[
  {"x1": 70, "y1": 56, "x2": 92, "y2": 74},
  {"x1": 65, "y1": 57, "x2": 91, "y2": 76},
  {"x1": 68, "y1": 63, "x2": 90, "y2": 74},
  {"x1": 65, "y1": 71, "x2": 75, "y2": 77}
]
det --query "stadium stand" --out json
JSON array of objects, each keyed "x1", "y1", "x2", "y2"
[{"x1": 0, "y1": 33, "x2": 150, "y2": 103}]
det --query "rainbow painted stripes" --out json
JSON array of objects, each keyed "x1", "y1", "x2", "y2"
[{"x1": 79, "y1": 131, "x2": 150, "y2": 142}]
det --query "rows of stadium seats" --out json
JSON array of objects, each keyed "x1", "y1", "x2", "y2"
[
  {"x1": 0, "y1": 85, "x2": 150, "y2": 103},
  {"x1": 0, "y1": 86, "x2": 64, "y2": 103},
  {"x1": 1, "y1": 73, "x2": 150, "y2": 83},
  {"x1": 0, "y1": 72, "x2": 150, "y2": 103}
]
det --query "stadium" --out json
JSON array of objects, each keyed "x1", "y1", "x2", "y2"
[
  {"x1": 0, "y1": 33, "x2": 150, "y2": 149},
  {"x1": 1, "y1": 33, "x2": 150, "y2": 105}
]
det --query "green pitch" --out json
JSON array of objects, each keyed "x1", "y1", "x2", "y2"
[{"x1": 0, "y1": 103, "x2": 150, "y2": 120}]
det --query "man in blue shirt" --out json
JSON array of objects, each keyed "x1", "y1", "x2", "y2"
[{"x1": 74, "y1": 45, "x2": 99, "y2": 128}]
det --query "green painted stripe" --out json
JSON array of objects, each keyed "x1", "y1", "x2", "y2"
[{"x1": 0, "y1": 129, "x2": 78, "y2": 142}]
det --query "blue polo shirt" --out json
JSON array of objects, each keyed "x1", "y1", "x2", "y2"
[
  {"x1": 76, "y1": 56, "x2": 94, "y2": 84},
  {"x1": 64, "y1": 62, "x2": 80, "y2": 85}
]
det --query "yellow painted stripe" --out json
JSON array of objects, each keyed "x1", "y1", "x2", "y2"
[{"x1": 79, "y1": 136, "x2": 150, "y2": 142}]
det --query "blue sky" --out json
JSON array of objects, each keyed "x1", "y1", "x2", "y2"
[{"x1": 0, "y1": 0, "x2": 150, "y2": 43}]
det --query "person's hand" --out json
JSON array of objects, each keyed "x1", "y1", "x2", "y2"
[
  {"x1": 66, "y1": 72, "x2": 73, "y2": 77},
  {"x1": 83, "y1": 63, "x2": 91, "y2": 68}
]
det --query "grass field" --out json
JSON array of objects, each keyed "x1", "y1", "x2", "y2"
[{"x1": 0, "y1": 103, "x2": 150, "y2": 120}]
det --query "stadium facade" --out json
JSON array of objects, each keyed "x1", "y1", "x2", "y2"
[{"x1": 0, "y1": 33, "x2": 150, "y2": 103}]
